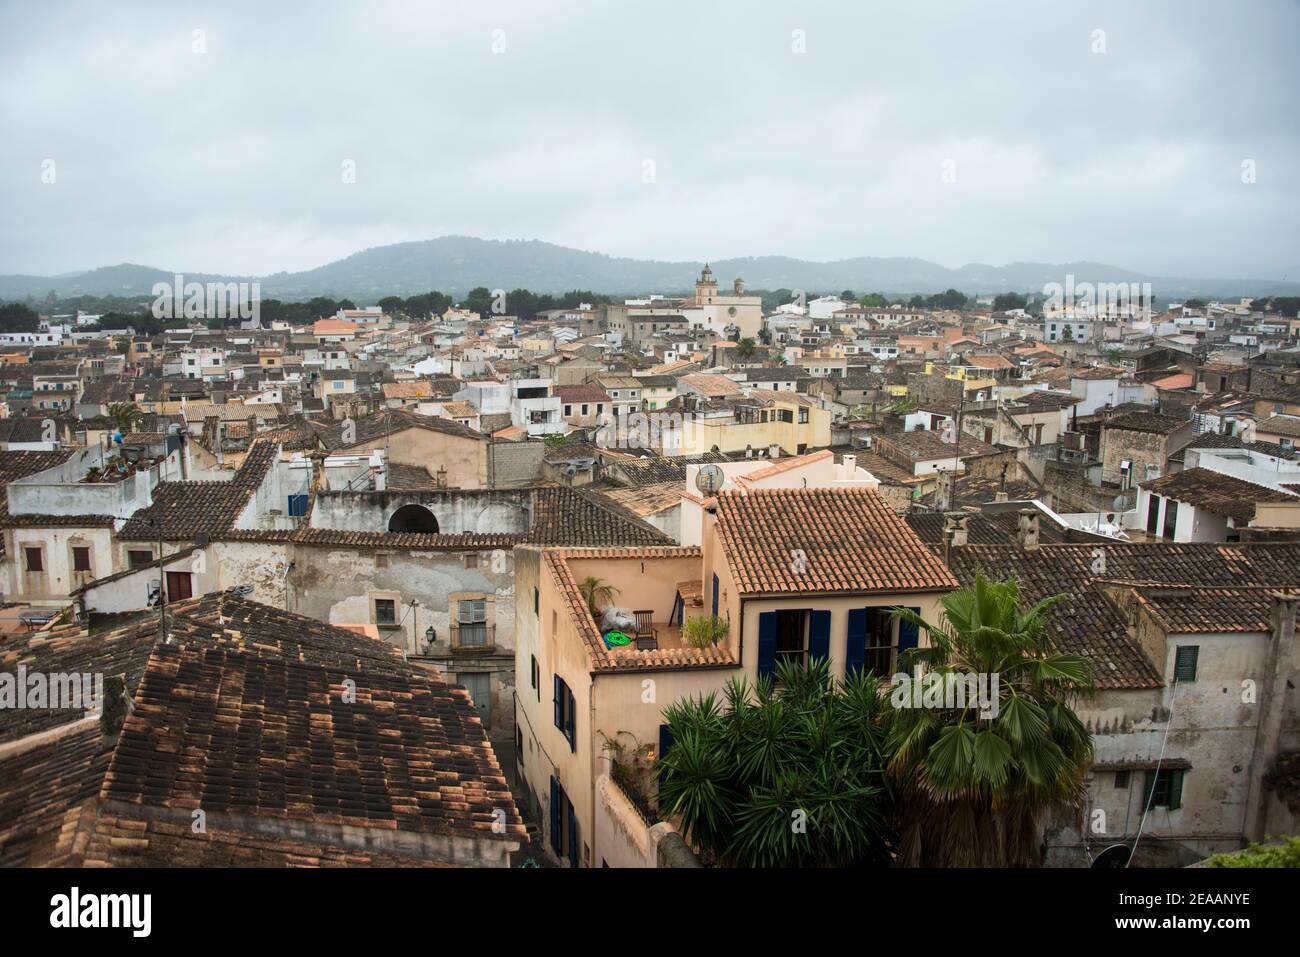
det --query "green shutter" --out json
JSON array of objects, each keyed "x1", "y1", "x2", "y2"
[
  {"x1": 1168, "y1": 769, "x2": 1183, "y2": 810},
  {"x1": 1143, "y1": 770, "x2": 1156, "y2": 808},
  {"x1": 1174, "y1": 646, "x2": 1199, "y2": 682}
]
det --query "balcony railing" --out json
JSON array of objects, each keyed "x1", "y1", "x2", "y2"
[{"x1": 451, "y1": 622, "x2": 494, "y2": 650}]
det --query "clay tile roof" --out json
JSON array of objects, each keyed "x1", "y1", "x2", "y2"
[
  {"x1": 312, "y1": 319, "x2": 357, "y2": 336},
  {"x1": 1071, "y1": 365, "x2": 1126, "y2": 381},
  {"x1": 1102, "y1": 410, "x2": 1187, "y2": 434},
  {"x1": 119, "y1": 440, "x2": 278, "y2": 540},
  {"x1": 0, "y1": 720, "x2": 108, "y2": 866},
  {"x1": 554, "y1": 384, "x2": 613, "y2": 404},
  {"x1": 381, "y1": 381, "x2": 433, "y2": 399},
  {"x1": 1151, "y1": 372, "x2": 1194, "y2": 390},
  {"x1": 1259, "y1": 415, "x2": 1300, "y2": 438},
  {"x1": 315, "y1": 409, "x2": 486, "y2": 449},
  {"x1": 1140, "y1": 467, "x2": 1296, "y2": 524},
  {"x1": 942, "y1": 542, "x2": 1300, "y2": 689},
  {"x1": 679, "y1": 373, "x2": 743, "y2": 398},
  {"x1": 0, "y1": 591, "x2": 526, "y2": 865},
  {"x1": 713, "y1": 488, "x2": 958, "y2": 596},
  {"x1": 1130, "y1": 585, "x2": 1299, "y2": 634},
  {"x1": 733, "y1": 449, "x2": 832, "y2": 486},
  {"x1": 878, "y1": 429, "x2": 1001, "y2": 461},
  {"x1": 543, "y1": 547, "x2": 736, "y2": 673}
]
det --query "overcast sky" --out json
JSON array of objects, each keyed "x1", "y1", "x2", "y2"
[{"x1": 1, "y1": 0, "x2": 1297, "y2": 280}]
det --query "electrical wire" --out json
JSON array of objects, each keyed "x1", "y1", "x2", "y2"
[{"x1": 1126, "y1": 675, "x2": 1180, "y2": 866}]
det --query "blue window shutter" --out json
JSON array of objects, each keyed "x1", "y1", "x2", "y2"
[
  {"x1": 658, "y1": 722, "x2": 675, "y2": 786},
  {"x1": 757, "y1": 612, "x2": 778, "y2": 679},
  {"x1": 897, "y1": 607, "x2": 921, "y2": 655},
  {"x1": 553, "y1": 675, "x2": 563, "y2": 731},
  {"x1": 711, "y1": 573, "x2": 720, "y2": 616},
  {"x1": 549, "y1": 777, "x2": 561, "y2": 854},
  {"x1": 845, "y1": 608, "x2": 868, "y2": 676},
  {"x1": 658, "y1": 723, "x2": 675, "y2": 760},
  {"x1": 567, "y1": 802, "x2": 579, "y2": 867},
  {"x1": 808, "y1": 610, "x2": 831, "y2": 663},
  {"x1": 566, "y1": 687, "x2": 577, "y2": 752}
]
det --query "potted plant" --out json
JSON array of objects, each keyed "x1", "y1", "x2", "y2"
[{"x1": 681, "y1": 614, "x2": 728, "y2": 648}]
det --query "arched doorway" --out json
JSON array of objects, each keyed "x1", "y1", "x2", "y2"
[{"x1": 388, "y1": 504, "x2": 439, "y2": 533}]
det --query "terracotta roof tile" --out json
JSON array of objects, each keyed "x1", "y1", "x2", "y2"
[{"x1": 714, "y1": 488, "x2": 958, "y2": 595}]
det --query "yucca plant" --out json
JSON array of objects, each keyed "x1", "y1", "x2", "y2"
[
  {"x1": 577, "y1": 576, "x2": 618, "y2": 619},
  {"x1": 657, "y1": 659, "x2": 894, "y2": 867},
  {"x1": 887, "y1": 573, "x2": 1095, "y2": 866}
]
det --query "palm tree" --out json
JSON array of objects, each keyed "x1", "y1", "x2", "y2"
[
  {"x1": 887, "y1": 574, "x2": 1095, "y2": 866},
  {"x1": 577, "y1": 576, "x2": 618, "y2": 619},
  {"x1": 658, "y1": 659, "x2": 894, "y2": 867},
  {"x1": 734, "y1": 337, "x2": 757, "y2": 361},
  {"x1": 107, "y1": 402, "x2": 143, "y2": 435}
]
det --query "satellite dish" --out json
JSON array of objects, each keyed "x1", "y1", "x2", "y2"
[
  {"x1": 696, "y1": 464, "x2": 724, "y2": 496},
  {"x1": 1092, "y1": 844, "x2": 1133, "y2": 868}
]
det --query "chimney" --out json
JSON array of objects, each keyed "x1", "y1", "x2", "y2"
[
  {"x1": 769, "y1": 443, "x2": 781, "y2": 459},
  {"x1": 842, "y1": 453, "x2": 856, "y2": 474},
  {"x1": 1016, "y1": 508, "x2": 1040, "y2": 551},
  {"x1": 99, "y1": 673, "x2": 131, "y2": 750},
  {"x1": 942, "y1": 513, "x2": 969, "y2": 564}
]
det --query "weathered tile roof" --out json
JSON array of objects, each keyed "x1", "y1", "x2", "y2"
[
  {"x1": 1139, "y1": 467, "x2": 1296, "y2": 524},
  {"x1": 119, "y1": 439, "x2": 278, "y2": 540},
  {"x1": 1102, "y1": 410, "x2": 1187, "y2": 434},
  {"x1": 1129, "y1": 585, "x2": 1299, "y2": 634},
  {"x1": 0, "y1": 591, "x2": 526, "y2": 866},
  {"x1": 612, "y1": 451, "x2": 731, "y2": 487},
  {"x1": 584, "y1": 481, "x2": 683, "y2": 517},
  {"x1": 713, "y1": 488, "x2": 959, "y2": 596},
  {"x1": 529, "y1": 486, "x2": 674, "y2": 546},
  {"x1": 102, "y1": 640, "x2": 522, "y2": 845},
  {"x1": 554, "y1": 384, "x2": 613, "y2": 404},
  {"x1": 1258, "y1": 415, "x2": 1300, "y2": 439},
  {"x1": 0, "y1": 618, "x2": 161, "y2": 745},
  {"x1": 943, "y1": 542, "x2": 1300, "y2": 688},
  {"x1": 315, "y1": 409, "x2": 486, "y2": 450},
  {"x1": 904, "y1": 510, "x2": 1068, "y2": 546},
  {"x1": 878, "y1": 428, "x2": 1002, "y2": 462},
  {"x1": 0, "y1": 720, "x2": 108, "y2": 866}
]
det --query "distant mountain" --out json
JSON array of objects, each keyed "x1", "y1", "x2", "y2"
[{"x1": 2, "y1": 236, "x2": 1296, "y2": 302}]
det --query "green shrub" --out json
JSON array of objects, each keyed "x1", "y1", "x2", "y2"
[{"x1": 1204, "y1": 836, "x2": 1300, "y2": 868}]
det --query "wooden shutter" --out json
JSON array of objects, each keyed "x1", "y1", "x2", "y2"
[
  {"x1": 845, "y1": 608, "x2": 868, "y2": 676},
  {"x1": 711, "y1": 573, "x2": 720, "y2": 616},
  {"x1": 553, "y1": 675, "x2": 563, "y2": 731},
  {"x1": 757, "y1": 612, "x2": 778, "y2": 680},
  {"x1": 808, "y1": 610, "x2": 831, "y2": 663}
]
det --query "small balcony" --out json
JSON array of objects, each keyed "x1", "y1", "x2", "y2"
[{"x1": 451, "y1": 621, "x2": 495, "y2": 652}]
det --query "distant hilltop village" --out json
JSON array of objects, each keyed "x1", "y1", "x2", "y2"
[{"x1": 0, "y1": 271, "x2": 1299, "y2": 869}]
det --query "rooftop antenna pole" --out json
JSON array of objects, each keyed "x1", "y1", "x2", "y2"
[
  {"x1": 154, "y1": 518, "x2": 167, "y2": 644},
  {"x1": 951, "y1": 388, "x2": 964, "y2": 512}
]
